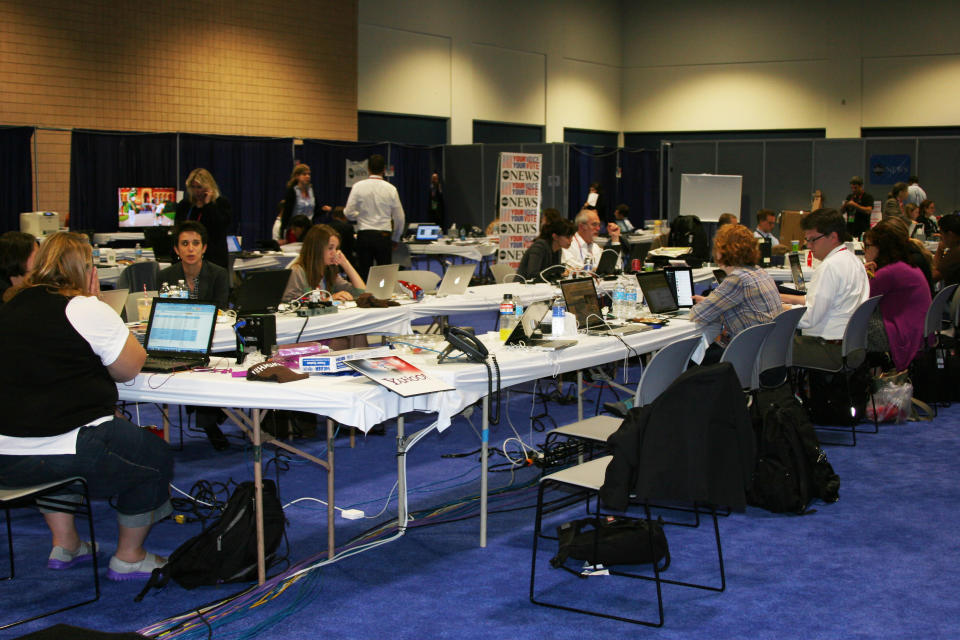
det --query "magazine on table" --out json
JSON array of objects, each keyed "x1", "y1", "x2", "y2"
[{"x1": 345, "y1": 356, "x2": 454, "y2": 397}]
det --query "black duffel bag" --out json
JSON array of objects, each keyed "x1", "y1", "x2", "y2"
[{"x1": 551, "y1": 516, "x2": 669, "y2": 570}]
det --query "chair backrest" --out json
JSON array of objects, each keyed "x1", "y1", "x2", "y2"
[
  {"x1": 490, "y1": 263, "x2": 516, "y2": 284},
  {"x1": 841, "y1": 295, "x2": 883, "y2": 358},
  {"x1": 634, "y1": 335, "x2": 702, "y2": 407},
  {"x1": 720, "y1": 322, "x2": 776, "y2": 390},
  {"x1": 117, "y1": 261, "x2": 160, "y2": 293},
  {"x1": 924, "y1": 283, "x2": 958, "y2": 342},
  {"x1": 757, "y1": 306, "x2": 807, "y2": 384},
  {"x1": 398, "y1": 269, "x2": 441, "y2": 292}
]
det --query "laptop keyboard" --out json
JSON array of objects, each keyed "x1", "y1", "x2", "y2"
[{"x1": 142, "y1": 356, "x2": 201, "y2": 372}]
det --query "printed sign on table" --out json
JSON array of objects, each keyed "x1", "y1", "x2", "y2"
[{"x1": 497, "y1": 153, "x2": 542, "y2": 268}]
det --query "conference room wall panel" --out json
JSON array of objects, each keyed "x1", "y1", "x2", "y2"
[
  {"x1": 469, "y1": 44, "x2": 546, "y2": 127},
  {"x1": 667, "y1": 143, "x2": 715, "y2": 220},
  {"x1": 917, "y1": 140, "x2": 960, "y2": 213},
  {"x1": 813, "y1": 139, "x2": 864, "y2": 210},
  {"x1": 862, "y1": 55, "x2": 960, "y2": 128},
  {"x1": 764, "y1": 141, "x2": 814, "y2": 214},
  {"x1": 717, "y1": 142, "x2": 764, "y2": 228}
]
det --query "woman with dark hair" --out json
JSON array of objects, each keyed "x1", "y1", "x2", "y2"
[
  {"x1": 863, "y1": 219, "x2": 931, "y2": 370},
  {"x1": 158, "y1": 221, "x2": 230, "y2": 309},
  {"x1": 913, "y1": 199, "x2": 940, "y2": 238},
  {"x1": 690, "y1": 224, "x2": 782, "y2": 364},
  {"x1": 933, "y1": 214, "x2": 960, "y2": 286},
  {"x1": 516, "y1": 219, "x2": 576, "y2": 281},
  {"x1": 0, "y1": 232, "x2": 173, "y2": 580},
  {"x1": 282, "y1": 224, "x2": 364, "y2": 304},
  {"x1": 882, "y1": 182, "x2": 909, "y2": 222},
  {"x1": 0, "y1": 230, "x2": 38, "y2": 303}
]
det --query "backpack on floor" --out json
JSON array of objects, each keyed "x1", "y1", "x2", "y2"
[
  {"x1": 135, "y1": 480, "x2": 286, "y2": 601},
  {"x1": 749, "y1": 390, "x2": 840, "y2": 514},
  {"x1": 551, "y1": 515, "x2": 670, "y2": 570}
]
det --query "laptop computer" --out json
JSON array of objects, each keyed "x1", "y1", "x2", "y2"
[
  {"x1": 636, "y1": 270, "x2": 684, "y2": 316},
  {"x1": 365, "y1": 264, "x2": 401, "y2": 300},
  {"x1": 559, "y1": 277, "x2": 647, "y2": 336},
  {"x1": 663, "y1": 266, "x2": 695, "y2": 310},
  {"x1": 436, "y1": 263, "x2": 476, "y2": 297},
  {"x1": 99, "y1": 288, "x2": 129, "y2": 316},
  {"x1": 627, "y1": 241, "x2": 651, "y2": 272},
  {"x1": 141, "y1": 298, "x2": 219, "y2": 373},
  {"x1": 232, "y1": 269, "x2": 291, "y2": 314},
  {"x1": 778, "y1": 253, "x2": 807, "y2": 296},
  {"x1": 410, "y1": 224, "x2": 442, "y2": 244},
  {"x1": 504, "y1": 301, "x2": 577, "y2": 350},
  {"x1": 595, "y1": 249, "x2": 620, "y2": 277}
]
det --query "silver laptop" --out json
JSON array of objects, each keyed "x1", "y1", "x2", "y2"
[
  {"x1": 436, "y1": 264, "x2": 476, "y2": 297},
  {"x1": 365, "y1": 264, "x2": 401, "y2": 300},
  {"x1": 504, "y1": 301, "x2": 577, "y2": 350},
  {"x1": 99, "y1": 288, "x2": 129, "y2": 316}
]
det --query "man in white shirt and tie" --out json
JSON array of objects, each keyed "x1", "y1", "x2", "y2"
[
  {"x1": 344, "y1": 154, "x2": 405, "y2": 280},
  {"x1": 561, "y1": 209, "x2": 624, "y2": 272}
]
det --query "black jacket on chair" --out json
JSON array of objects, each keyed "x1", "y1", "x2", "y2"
[{"x1": 600, "y1": 362, "x2": 755, "y2": 512}]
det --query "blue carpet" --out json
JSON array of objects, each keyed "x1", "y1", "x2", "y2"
[{"x1": 3, "y1": 346, "x2": 960, "y2": 639}]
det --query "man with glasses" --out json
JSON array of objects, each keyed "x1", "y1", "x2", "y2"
[
  {"x1": 562, "y1": 209, "x2": 623, "y2": 272},
  {"x1": 780, "y1": 208, "x2": 869, "y2": 369}
]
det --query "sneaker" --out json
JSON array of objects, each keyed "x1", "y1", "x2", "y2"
[
  {"x1": 106, "y1": 552, "x2": 167, "y2": 581},
  {"x1": 47, "y1": 540, "x2": 98, "y2": 570}
]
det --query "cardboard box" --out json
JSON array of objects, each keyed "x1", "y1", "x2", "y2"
[
  {"x1": 299, "y1": 346, "x2": 393, "y2": 373},
  {"x1": 779, "y1": 210, "x2": 807, "y2": 245}
]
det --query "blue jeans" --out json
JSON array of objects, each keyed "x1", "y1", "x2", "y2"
[{"x1": 0, "y1": 417, "x2": 173, "y2": 528}]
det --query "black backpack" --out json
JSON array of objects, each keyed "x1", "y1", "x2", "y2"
[
  {"x1": 551, "y1": 516, "x2": 670, "y2": 570},
  {"x1": 135, "y1": 480, "x2": 286, "y2": 600},
  {"x1": 748, "y1": 393, "x2": 840, "y2": 514},
  {"x1": 667, "y1": 215, "x2": 709, "y2": 265}
]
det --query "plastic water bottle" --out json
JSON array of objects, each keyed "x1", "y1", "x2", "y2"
[
  {"x1": 916, "y1": 225, "x2": 926, "y2": 242},
  {"x1": 164, "y1": 282, "x2": 177, "y2": 298},
  {"x1": 552, "y1": 297, "x2": 566, "y2": 337},
  {"x1": 92, "y1": 244, "x2": 100, "y2": 264},
  {"x1": 624, "y1": 279, "x2": 639, "y2": 319},
  {"x1": 178, "y1": 279, "x2": 189, "y2": 298},
  {"x1": 612, "y1": 279, "x2": 626, "y2": 320},
  {"x1": 583, "y1": 257, "x2": 593, "y2": 274},
  {"x1": 159, "y1": 282, "x2": 170, "y2": 298},
  {"x1": 499, "y1": 293, "x2": 516, "y2": 341},
  {"x1": 448, "y1": 222, "x2": 458, "y2": 238},
  {"x1": 134, "y1": 242, "x2": 142, "y2": 261}
]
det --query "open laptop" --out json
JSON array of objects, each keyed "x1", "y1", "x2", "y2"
[
  {"x1": 232, "y1": 269, "x2": 291, "y2": 314},
  {"x1": 636, "y1": 270, "x2": 685, "y2": 316},
  {"x1": 663, "y1": 266, "x2": 695, "y2": 310},
  {"x1": 410, "y1": 224, "x2": 442, "y2": 244},
  {"x1": 504, "y1": 300, "x2": 577, "y2": 350},
  {"x1": 227, "y1": 234, "x2": 258, "y2": 259},
  {"x1": 141, "y1": 298, "x2": 219, "y2": 373},
  {"x1": 365, "y1": 264, "x2": 401, "y2": 300},
  {"x1": 778, "y1": 253, "x2": 807, "y2": 296},
  {"x1": 627, "y1": 241, "x2": 651, "y2": 272},
  {"x1": 99, "y1": 288, "x2": 129, "y2": 316},
  {"x1": 436, "y1": 263, "x2": 476, "y2": 297},
  {"x1": 595, "y1": 249, "x2": 620, "y2": 277},
  {"x1": 559, "y1": 277, "x2": 647, "y2": 336}
]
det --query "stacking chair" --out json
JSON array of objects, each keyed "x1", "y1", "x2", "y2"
[
  {"x1": 0, "y1": 477, "x2": 99, "y2": 631},
  {"x1": 397, "y1": 269, "x2": 442, "y2": 294},
  {"x1": 490, "y1": 263, "x2": 516, "y2": 284},
  {"x1": 116, "y1": 260, "x2": 160, "y2": 293},
  {"x1": 793, "y1": 296, "x2": 883, "y2": 446},
  {"x1": 719, "y1": 322, "x2": 776, "y2": 392},
  {"x1": 756, "y1": 307, "x2": 807, "y2": 390},
  {"x1": 917, "y1": 283, "x2": 958, "y2": 415},
  {"x1": 547, "y1": 335, "x2": 703, "y2": 448}
]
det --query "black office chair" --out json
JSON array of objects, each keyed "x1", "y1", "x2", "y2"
[{"x1": 0, "y1": 477, "x2": 99, "y2": 630}]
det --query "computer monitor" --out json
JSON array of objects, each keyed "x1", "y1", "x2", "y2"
[
  {"x1": 118, "y1": 187, "x2": 176, "y2": 228},
  {"x1": 663, "y1": 266, "x2": 694, "y2": 308},
  {"x1": 636, "y1": 271, "x2": 680, "y2": 315},
  {"x1": 416, "y1": 224, "x2": 442, "y2": 241}
]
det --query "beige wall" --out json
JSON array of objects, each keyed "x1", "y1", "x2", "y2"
[
  {"x1": 358, "y1": 0, "x2": 623, "y2": 144},
  {"x1": 0, "y1": 0, "x2": 358, "y2": 220}
]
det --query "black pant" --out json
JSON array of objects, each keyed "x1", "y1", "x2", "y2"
[{"x1": 356, "y1": 230, "x2": 393, "y2": 281}]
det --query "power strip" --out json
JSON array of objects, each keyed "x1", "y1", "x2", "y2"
[
  {"x1": 297, "y1": 304, "x2": 338, "y2": 317},
  {"x1": 535, "y1": 440, "x2": 585, "y2": 469}
]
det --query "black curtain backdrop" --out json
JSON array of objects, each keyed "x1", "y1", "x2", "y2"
[
  {"x1": 179, "y1": 134, "x2": 293, "y2": 249},
  {"x1": 0, "y1": 127, "x2": 34, "y2": 233},
  {"x1": 298, "y1": 139, "x2": 388, "y2": 212},
  {"x1": 69, "y1": 130, "x2": 177, "y2": 233},
  {"x1": 388, "y1": 143, "x2": 443, "y2": 224},
  {"x1": 567, "y1": 145, "x2": 618, "y2": 221},
  {"x1": 618, "y1": 148, "x2": 658, "y2": 226}
]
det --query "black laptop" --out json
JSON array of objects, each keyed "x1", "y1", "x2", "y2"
[
  {"x1": 504, "y1": 301, "x2": 577, "y2": 350},
  {"x1": 559, "y1": 277, "x2": 647, "y2": 336},
  {"x1": 636, "y1": 270, "x2": 683, "y2": 316},
  {"x1": 777, "y1": 253, "x2": 807, "y2": 296},
  {"x1": 232, "y1": 269, "x2": 291, "y2": 314},
  {"x1": 595, "y1": 249, "x2": 620, "y2": 277},
  {"x1": 141, "y1": 298, "x2": 219, "y2": 373}
]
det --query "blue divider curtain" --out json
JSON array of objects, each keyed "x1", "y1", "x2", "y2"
[
  {"x1": 178, "y1": 134, "x2": 293, "y2": 250},
  {"x1": 69, "y1": 130, "x2": 177, "y2": 233},
  {"x1": 567, "y1": 144, "x2": 658, "y2": 227},
  {"x1": 567, "y1": 145, "x2": 619, "y2": 223},
  {"x1": 0, "y1": 127, "x2": 35, "y2": 232},
  {"x1": 388, "y1": 143, "x2": 443, "y2": 224}
]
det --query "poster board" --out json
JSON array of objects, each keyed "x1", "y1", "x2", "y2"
[
  {"x1": 496, "y1": 153, "x2": 542, "y2": 268},
  {"x1": 779, "y1": 210, "x2": 806, "y2": 244},
  {"x1": 678, "y1": 174, "x2": 742, "y2": 223}
]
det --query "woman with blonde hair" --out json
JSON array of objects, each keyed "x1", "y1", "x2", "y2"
[
  {"x1": 0, "y1": 232, "x2": 173, "y2": 580},
  {"x1": 282, "y1": 163, "x2": 330, "y2": 241},
  {"x1": 175, "y1": 168, "x2": 232, "y2": 269},
  {"x1": 690, "y1": 224, "x2": 782, "y2": 364}
]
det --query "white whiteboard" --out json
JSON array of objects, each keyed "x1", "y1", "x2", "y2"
[{"x1": 678, "y1": 174, "x2": 742, "y2": 223}]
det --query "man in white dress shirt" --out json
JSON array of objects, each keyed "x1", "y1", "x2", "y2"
[
  {"x1": 780, "y1": 208, "x2": 869, "y2": 370},
  {"x1": 906, "y1": 176, "x2": 927, "y2": 207},
  {"x1": 344, "y1": 154, "x2": 405, "y2": 280},
  {"x1": 561, "y1": 209, "x2": 623, "y2": 272},
  {"x1": 753, "y1": 209, "x2": 780, "y2": 246}
]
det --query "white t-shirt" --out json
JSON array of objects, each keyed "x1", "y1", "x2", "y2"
[
  {"x1": 796, "y1": 245, "x2": 870, "y2": 340},
  {"x1": 0, "y1": 295, "x2": 129, "y2": 456},
  {"x1": 754, "y1": 229, "x2": 780, "y2": 246}
]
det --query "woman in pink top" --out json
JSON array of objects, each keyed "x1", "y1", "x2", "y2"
[{"x1": 863, "y1": 220, "x2": 932, "y2": 370}]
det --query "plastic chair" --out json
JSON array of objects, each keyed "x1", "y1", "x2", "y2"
[
  {"x1": 719, "y1": 322, "x2": 776, "y2": 391},
  {"x1": 794, "y1": 295, "x2": 883, "y2": 446},
  {"x1": 490, "y1": 263, "x2": 516, "y2": 284},
  {"x1": 548, "y1": 335, "x2": 702, "y2": 445},
  {"x1": 0, "y1": 477, "x2": 99, "y2": 631},
  {"x1": 924, "y1": 283, "x2": 958, "y2": 346},
  {"x1": 116, "y1": 261, "x2": 160, "y2": 293},
  {"x1": 398, "y1": 269, "x2": 441, "y2": 293},
  {"x1": 756, "y1": 306, "x2": 807, "y2": 389}
]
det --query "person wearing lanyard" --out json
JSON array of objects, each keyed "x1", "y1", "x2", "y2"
[
  {"x1": 281, "y1": 163, "x2": 330, "y2": 239},
  {"x1": 561, "y1": 209, "x2": 624, "y2": 272},
  {"x1": 343, "y1": 154, "x2": 405, "y2": 281},
  {"x1": 174, "y1": 168, "x2": 232, "y2": 270},
  {"x1": 780, "y1": 208, "x2": 869, "y2": 370}
]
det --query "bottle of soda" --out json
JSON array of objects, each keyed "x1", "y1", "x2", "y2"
[{"x1": 499, "y1": 293, "x2": 516, "y2": 341}]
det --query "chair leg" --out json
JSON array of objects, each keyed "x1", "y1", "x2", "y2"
[{"x1": 1, "y1": 508, "x2": 12, "y2": 581}]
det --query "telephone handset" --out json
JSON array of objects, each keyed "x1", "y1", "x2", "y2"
[{"x1": 438, "y1": 326, "x2": 488, "y2": 363}]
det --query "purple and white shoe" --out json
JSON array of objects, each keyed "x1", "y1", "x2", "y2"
[
  {"x1": 106, "y1": 552, "x2": 166, "y2": 581},
  {"x1": 47, "y1": 541, "x2": 98, "y2": 570}
]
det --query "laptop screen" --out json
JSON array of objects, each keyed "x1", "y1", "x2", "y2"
[
  {"x1": 560, "y1": 277, "x2": 602, "y2": 329},
  {"x1": 636, "y1": 271, "x2": 680, "y2": 314},
  {"x1": 664, "y1": 266, "x2": 694, "y2": 307},
  {"x1": 416, "y1": 224, "x2": 442, "y2": 241},
  {"x1": 788, "y1": 252, "x2": 807, "y2": 292},
  {"x1": 226, "y1": 235, "x2": 243, "y2": 253},
  {"x1": 506, "y1": 301, "x2": 550, "y2": 344},
  {"x1": 145, "y1": 299, "x2": 218, "y2": 354}
]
